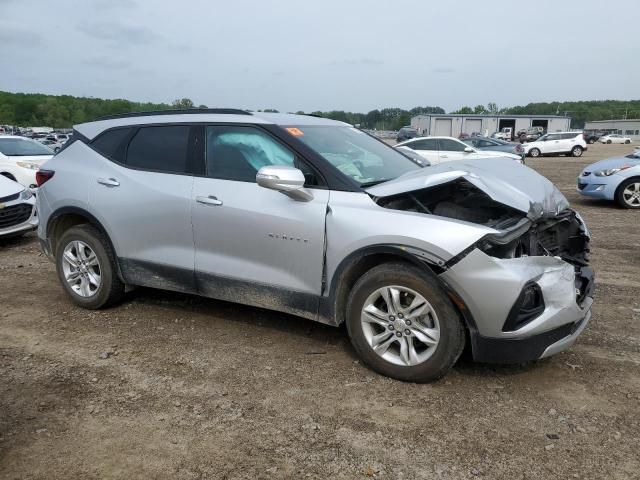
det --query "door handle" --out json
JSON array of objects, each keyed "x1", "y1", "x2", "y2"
[
  {"x1": 97, "y1": 177, "x2": 120, "y2": 187},
  {"x1": 196, "y1": 195, "x2": 223, "y2": 206}
]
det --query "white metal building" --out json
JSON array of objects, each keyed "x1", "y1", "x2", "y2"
[
  {"x1": 583, "y1": 119, "x2": 640, "y2": 141},
  {"x1": 410, "y1": 114, "x2": 571, "y2": 137}
]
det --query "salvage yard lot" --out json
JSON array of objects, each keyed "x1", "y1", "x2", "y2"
[{"x1": 1, "y1": 143, "x2": 639, "y2": 479}]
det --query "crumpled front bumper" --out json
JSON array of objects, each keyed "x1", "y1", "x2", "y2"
[{"x1": 440, "y1": 249, "x2": 594, "y2": 364}]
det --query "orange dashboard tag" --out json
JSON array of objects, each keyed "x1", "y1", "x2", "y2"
[{"x1": 285, "y1": 127, "x2": 304, "y2": 137}]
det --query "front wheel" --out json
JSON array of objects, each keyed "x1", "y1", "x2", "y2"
[
  {"x1": 55, "y1": 225, "x2": 124, "y2": 309},
  {"x1": 588, "y1": 138, "x2": 595, "y2": 144},
  {"x1": 346, "y1": 262, "x2": 465, "y2": 382},
  {"x1": 571, "y1": 146, "x2": 583, "y2": 157},
  {"x1": 529, "y1": 148, "x2": 541, "y2": 158},
  {"x1": 607, "y1": 140, "x2": 612, "y2": 144},
  {"x1": 625, "y1": 140, "x2": 631, "y2": 144},
  {"x1": 616, "y1": 178, "x2": 640, "y2": 209}
]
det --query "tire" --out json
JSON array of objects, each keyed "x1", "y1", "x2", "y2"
[
  {"x1": 571, "y1": 146, "x2": 583, "y2": 157},
  {"x1": 607, "y1": 140, "x2": 612, "y2": 144},
  {"x1": 529, "y1": 148, "x2": 541, "y2": 158},
  {"x1": 345, "y1": 262, "x2": 465, "y2": 382},
  {"x1": 588, "y1": 138, "x2": 595, "y2": 144},
  {"x1": 615, "y1": 178, "x2": 640, "y2": 209},
  {"x1": 625, "y1": 140, "x2": 631, "y2": 144},
  {"x1": 55, "y1": 225, "x2": 124, "y2": 309}
]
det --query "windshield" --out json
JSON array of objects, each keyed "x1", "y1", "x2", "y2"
[
  {"x1": 289, "y1": 125, "x2": 422, "y2": 186},
  {"x1": 0, "y1": 137, "x2": 53, "y2": 156}
]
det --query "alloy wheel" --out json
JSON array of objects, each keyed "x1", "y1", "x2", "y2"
[
  {"x1": 360, "y1": 285, "x2": 440, "y2": 367},
  {"x1": 622, "y1": 182, "x2": 640, "y2": 207},
  {"x1": 61, "y1": 240, "x2": 102, "y2": 297}
]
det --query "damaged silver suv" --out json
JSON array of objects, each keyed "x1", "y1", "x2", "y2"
[{"x1": 36, "y1": 110, "x2": 594, "y2": 382}]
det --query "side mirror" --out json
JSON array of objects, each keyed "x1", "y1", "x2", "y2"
[
  {"x1": 463, "y1": 146, "x2": 474, "y2": 153},
  {"x1": 256, "y1": 165, "x2": 313, "y2": 201}
]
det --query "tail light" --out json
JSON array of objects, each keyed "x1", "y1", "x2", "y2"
[{"x1": 36, "y1": 170, "x2": 55, "y2": 186}]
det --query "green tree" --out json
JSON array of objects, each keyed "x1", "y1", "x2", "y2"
[{"x1": 171, "y1": 98, "x2": 194, "y2": 109}]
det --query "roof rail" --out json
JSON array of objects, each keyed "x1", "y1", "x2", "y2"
[{"x1": 94, "y1": 108, "x2": 252, "y2": 121}]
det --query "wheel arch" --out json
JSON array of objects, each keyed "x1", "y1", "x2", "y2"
[
  {"x1": 47, "y1": 207, "x2": 124, "y2": 281},
  {"x1": 319, "y1": 245, "x2": 478, "y2": 336}
]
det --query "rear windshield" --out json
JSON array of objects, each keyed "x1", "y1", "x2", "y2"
[
  {"x1": 289, "y1": 125, "x2": 421, "y2": 187},
  {"x1": 0, "y1": 137, "x2": 53, "y2": 156}
]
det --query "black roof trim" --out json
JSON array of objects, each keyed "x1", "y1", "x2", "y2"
[{"x1": 94, "y1": 108, "x2": 252, "y2": 121}]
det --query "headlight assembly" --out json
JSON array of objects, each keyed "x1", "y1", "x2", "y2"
[
  {"x1": 20, "y1": 189, "x2": 33, "y2": 200},
  {"x1": 16, "y1": 161, "x2": 40, "y2": 170},
  {"x1": 594, "y1": 164, "x2": 632, "y2": 176}
]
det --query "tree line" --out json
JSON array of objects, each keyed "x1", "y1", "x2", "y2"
[{"x1": 1, "y1": 90, "x2": 639, "y2": 130}]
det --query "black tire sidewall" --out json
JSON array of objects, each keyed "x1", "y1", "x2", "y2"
[
  {"x1": 530, "y1": 148, "x2": 540, "y2": 157},
  {"x1": 346, "y1": 263, "x2": 465, "y2": 383},
  {"x1": 572, "y1": 146, "x2": 583, "y2": 157},
  {"x1": 55, "y1": 226, "x2": 118, "y2": 309}
]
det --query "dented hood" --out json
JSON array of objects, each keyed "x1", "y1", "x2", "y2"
[{"x1": 366, "y1": 157, "x2": 569, "y2": 220}]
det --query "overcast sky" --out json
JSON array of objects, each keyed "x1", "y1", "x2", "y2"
[{"x1": 1, "y1": 0, "x2": 638, "y2": 112}]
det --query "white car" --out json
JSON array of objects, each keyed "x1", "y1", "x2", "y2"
[
  {"x1": 523, "y1": 132, "x2": 587, "y2": 158},
  {"x1": 0, "y1": 135, "x2": 54, "y2": 188},
  {"x1": 395, "y1": 136, "x2": 522, "y2": 165},
  {"x1": 0, "y1": 174, "x2": 38, "y2": 238},
  {"x1": 599, "y1": 134, "x2": 632, "y2": 144}
]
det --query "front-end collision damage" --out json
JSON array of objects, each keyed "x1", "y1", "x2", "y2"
[{"x1": 366, "y1": 158, "x2": 594, "y2": 362}]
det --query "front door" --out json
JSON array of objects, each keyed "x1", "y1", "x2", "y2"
[
  {"x1": 192, "y1": 125, "x2": 329, "y2": 319},
  {"x1": 404, "y1": 138, "x2": 439, "y2": 164},
  {"x1": 437, "y1": 138, "x2": 472, "y2": 163}
]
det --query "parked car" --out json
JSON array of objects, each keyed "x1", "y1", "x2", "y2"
[
  {"x1": 492, "y1": 127, "x2": 513, "y2": 141},
  {"x1": 523, "y1": 132, "x2": 587, "y2": 158},
  {"x1": 36, "y1": 110, "x2": 593, "y2": 382},
  {"x1": 0, "y1": 135, "x2": 54, "y2": 188},
  {"x1": 396, "y1": 126, "x2": 419, "y2": 143},
  {"x1": 396, "y1": 136, "x2": 522, "y2": 165},
  {"x1": 599, "y1": 134, "x2": 632, "y2": 144},
  {"x1": 37, "y1": 138, "x2": 63, "y2": 153},
  {"x1": 578, "y1": 149, "x2": 640, "y2": 208},
  {"x1": 462, "y1": 136, "x2": 525, "y2": 160},
  {"x1": 525, "y1": 127, "x2": 545, "y2": 141},
  {"x1": 582, "y1": 130, "x2": 604, "y2": 144},
  {"x1": 0, "y1": 174, "x2": 38, "y2": 238}
]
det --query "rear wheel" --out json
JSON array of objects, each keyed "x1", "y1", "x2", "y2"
[
  {"x1": 607, "y1": 140, "x2": 612, "y2": 144},
  {"x1": 616, "y1": 178, "x2": 640, "y2": 209},
  {"x1": 625, "y1": 140, "x2": 631, "y2": 144},
  {"x1": 529, "y1": 148, "x2": 541, "y2": 158},
  {"x1": 588, "y1": 138, "x2": 595, "y2": 144},
  {"x1": 55, "y1": 225, "x2": 124, "y2": 309},
  {"x1": 571, "y1": 146, "x2": 584, "y2": 157},
  {"x1": 346, "y1": 262, "x2": 465, "y2": 383}
]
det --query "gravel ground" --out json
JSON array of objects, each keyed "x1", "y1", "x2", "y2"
[{"x1": 1, "y1": 143, "x2": 639, "y2": 479}]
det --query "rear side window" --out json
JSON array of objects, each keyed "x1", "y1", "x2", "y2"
[
  {"x1": 126, "y1": 125, "x2": 190, "y2": 173},
  {"x1": 408, "y1": 138, "x2": 438, "y2": 150},
  {"x1": 91, "y1": 128, "x2": 133, "y2": 162}
]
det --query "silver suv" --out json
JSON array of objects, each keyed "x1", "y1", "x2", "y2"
[{"x1": 36, "y1": 110, "x2": 594, "y2": 382}]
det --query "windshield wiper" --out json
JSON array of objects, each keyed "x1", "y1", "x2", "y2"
[{"x1": 360, "y1": 178, "x2": 395, "y2": 188}]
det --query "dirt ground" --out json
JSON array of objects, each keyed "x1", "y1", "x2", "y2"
[{"x1": 1, "y1": 143, "x2": 639, "y2": 479}]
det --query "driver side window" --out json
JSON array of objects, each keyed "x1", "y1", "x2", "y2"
[
  {"x1": 437, "y1": 139, "x2": 467, "y2": 152},
  {"x1": 205, "y1": 126, "x2": 320, "y2": 186}
]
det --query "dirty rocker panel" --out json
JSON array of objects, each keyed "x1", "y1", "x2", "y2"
[{"x1": 119, "y1": 258, "x2": 322, "y2": 322}]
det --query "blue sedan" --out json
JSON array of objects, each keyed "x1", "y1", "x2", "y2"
[{"x1": 578, "y1": 149, "x2": 640, "y2": 208}]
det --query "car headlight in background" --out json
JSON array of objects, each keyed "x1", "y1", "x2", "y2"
[
  {"x1": 19, "y1": 189, "x2": 33, "y2": 200},
  {"x1": 16, "y1": 161, "x2": 40, "y2": 170},
  {"x1": 594, "y1": 164, "x2": 632, "y2": 176}
]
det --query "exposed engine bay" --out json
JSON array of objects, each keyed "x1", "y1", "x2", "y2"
[{"x1": 373, "y1": 179, "x2": 590, "y2": 268}]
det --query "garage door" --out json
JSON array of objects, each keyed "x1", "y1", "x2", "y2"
[
  {"x1": 463, "y1": 119, "x2": 482, "y2": 135},
  {"x1": 434, "y1": 118, "x2": 452, "y2": 136}
]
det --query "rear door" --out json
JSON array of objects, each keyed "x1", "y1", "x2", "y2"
[
  {"x1": 191, "y1": 125, "x2": 329, "y2": 318},
  {"x1": 402, "y1": 138, "x2": 439, "y2": 164},
  {"x1": 89, "y1": 124, "x2": 196, "y2": 291}
]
